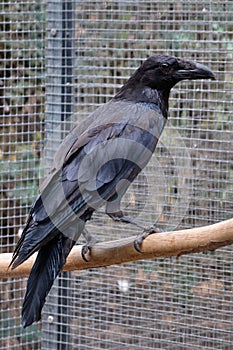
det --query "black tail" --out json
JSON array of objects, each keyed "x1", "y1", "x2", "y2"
[{"x1": 22, "y1": 234, "x2": 75, "y2": 328}]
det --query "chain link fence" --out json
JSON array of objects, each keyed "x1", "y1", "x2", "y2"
[{"x1": 1, "y1": 0, "x2": 233, "y2": 349}]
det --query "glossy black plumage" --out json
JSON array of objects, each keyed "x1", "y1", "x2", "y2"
[{"x1": 10, "y1": 55, "x2": 215, "y2": 327}]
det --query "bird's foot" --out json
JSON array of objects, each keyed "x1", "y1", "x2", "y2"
[
  {"x1": 81, "y1": 229, "x2": 99, "y2": 262},
  {"x1": 134, "y1": 225, "x2": 163, "y2": 253},
  {"x1": 81, "y1": 244, "x2": 91, "y2": 262}
]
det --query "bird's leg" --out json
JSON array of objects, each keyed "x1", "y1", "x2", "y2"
[
  {"x1": 107, "y1": 211, "x2": 149, "y2": 229},
  {"x1": 81, "y1": 228, "x2": 99, "y2": 262},
  {"x1": 107, "y1": 211, "x2": 162, "y2": 253}
]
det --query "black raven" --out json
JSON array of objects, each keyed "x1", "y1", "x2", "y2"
[{"x1": 10, "y1": 55, "x2": 215, "y2": 327}]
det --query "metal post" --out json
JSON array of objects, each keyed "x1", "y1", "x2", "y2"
[{"x1": 41, "y1": 0, "x2": 74, "y2": 349}]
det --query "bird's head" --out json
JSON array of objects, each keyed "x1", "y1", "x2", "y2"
[
  {"x1": 114, "y1": 55, "x2": 215, "y2": 116},
  {"x1": 138, "y1": 55, "x2": 216, "y2": 90}
]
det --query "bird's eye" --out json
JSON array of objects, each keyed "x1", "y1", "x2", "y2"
[{"x1": 160, "y1": 62, "x2": 171, "y2": 73}]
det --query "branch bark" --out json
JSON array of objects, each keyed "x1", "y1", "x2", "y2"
[{"x1": 1, "y1": 218, "x2": 233, "y2": 279}]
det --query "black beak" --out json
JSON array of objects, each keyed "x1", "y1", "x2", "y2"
[{"x1": 175, "y1": 61, "x2": 216, "y2": 81}]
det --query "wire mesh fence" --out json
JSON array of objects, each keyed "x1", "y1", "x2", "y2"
[
  {"x1": 1, "y1": 0, "x2": 233, "y2": 349},
  {"x1": 1, "y1": 0, "x2": 45, "y2": 348}
]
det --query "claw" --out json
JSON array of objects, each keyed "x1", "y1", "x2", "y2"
[
  {"x1": 134, "y1": 237, "x2": 144, "y2": 253},
  {"x1": 81, "y1": 245, "x2": 91, "y2": 262},
  {"x1": 133, "y1": 225, "x2": 163, "y2": 253},
  {"x1": 81, "y1": 229, "x2": 99, "y2": 262}
]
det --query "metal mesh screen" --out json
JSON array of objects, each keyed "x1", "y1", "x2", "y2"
[
  {"x1": 1, "y1": 0, "x2": 233, "y2": 349},
  {"x1": 42, "y1": 1, "x2": 233, "y2": 349},
  {"x1": 1, "y1": 0, "x2": 45, "y2": 348}
]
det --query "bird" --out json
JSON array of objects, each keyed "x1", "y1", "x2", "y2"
[{"x1": 10, "y1": 54, "x2": 215, "y2": 328}]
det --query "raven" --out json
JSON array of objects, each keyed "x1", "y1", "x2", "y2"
[{"x1": 10, "y1": 55, "x2": 215, "y2": 327}]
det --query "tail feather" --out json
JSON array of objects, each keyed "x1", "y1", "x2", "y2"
[
  {"x1": 11, "y1": 221, "x2": 56, "y2": 270},
  {"x1": 11, "y1": 192, "x2": 90, "y2": 270},
  {"x1": 22, "y1": 234, "x2": 75, "y2": 328}
]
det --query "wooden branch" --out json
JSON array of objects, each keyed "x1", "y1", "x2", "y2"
[{"x1": 1, "y1": 218, "x2": 233, "y2": 279}]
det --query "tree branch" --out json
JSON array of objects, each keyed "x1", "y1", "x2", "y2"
[{"x1": 1, "y1": 218, "x2": 233, "y2": 279}]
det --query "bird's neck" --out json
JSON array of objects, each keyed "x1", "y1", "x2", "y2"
[
  {"x1": 114, "y1": 84, "x2": 170, "y2": 119},
  {"x1": 141, "y1": 87, "x2": 170, "y2": 118}
]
